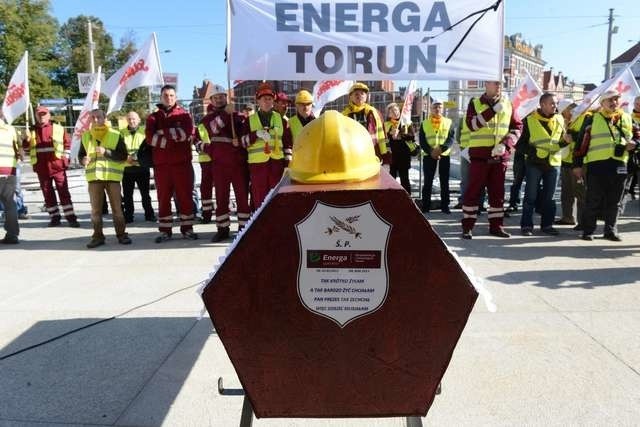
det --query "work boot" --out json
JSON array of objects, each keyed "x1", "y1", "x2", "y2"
[
  {"x1": 68, "y1": 220, "x2": 81, "y2": 228},
  {"x1": 118, "y1": 234, "x2": 132, "y2": 245},
  {"x1": 182, "y1": 230, "x2": 199, "y2": 240},
  {"x1": 155, "y1": 232, "x2": 172, "y2": 243},
  {"x1": 86, "y1": 238, "x2": 105, "y2": 249},
  {"x1": 461, "y1": 230, "x2": 472, "y2": 240},
  {"x1": 1, "y1": 234, "x2": 19, "y2": 244},
  {"x1": 211, "y1": 227, "x2": 230, "y2": 242},
  {"x1": 490, "y1": 228, "x2": 511, "y2": 238},
  {"x1": 48, "y1": 217, "x2": 61, "y2": 227}
]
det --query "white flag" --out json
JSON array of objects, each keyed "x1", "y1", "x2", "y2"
[
  {"x1": 1, "y1": 51, "x2": 29, "y2": 124},
  {"x1": 400, "y1": 80, "x2": 418, "y2": 126},
  {"x1": 70, "y1": 67, "x2": 102, "y2": 159},
  {"x1": 311, "y1": 80, "x2": 355, "y2": 117},
  {"x1": 609, "y1": 68, "x2": 640, "y2": 114},
  {"x1": 102, "y1": 33, "x2": 164, "y2": 114},
  {"x1": 510, "y1": 69, "x2": 542, "y2": 120}
]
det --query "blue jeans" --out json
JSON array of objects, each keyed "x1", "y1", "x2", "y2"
[{"x1": 520, "y1": 164, "x2": 559, "y2": 229}]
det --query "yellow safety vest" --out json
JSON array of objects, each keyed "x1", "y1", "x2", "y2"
[
  {"x1": 81, "y1": 129, "x2": 125, "y2": 182},
  {"x1": 196, "y1": 123, "x2": 213, "y2": 163},
  {"x1": 121, "y1": 126, "x2": 149, "y2": 167},
  {"x1": 562, "y1": 114, "x2": 588, "y2": 164},
  {"x1": 0, "y1": 123, "x2": 18, "y2": 177},
  {"x1": 421, "y1": 116, "x2": 453, "y2": 156},
  {"x1": 459, "y1": 119, "x2": 470, "y2": 149},
  {"x1": 384, "y1": 120, "x2": 418, "y2": 154},
  {"x1": 247, "y1": 112, "x2": 284, "y2": 164},
  {"x1": 342, "y1": 104, "x2": 388, "y2": 156},
  {"x1": 289, "y1": 114, "x2": 315, "y2": 143},
  {"x1": 29, "y1": 123, "x2": 65, "y2": 166},
  {"x1": 585, "y1": 111, "x2": 632, "y2": 164},
  {"x1": 526, "y1": 112, "x2": 565, "y2": 167},
  {"x1": 468, "y1": 97, "x2": 512, "y2": 148}
]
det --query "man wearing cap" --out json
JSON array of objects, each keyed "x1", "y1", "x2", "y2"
[
  {"x1": 573, "y1": 89, "x2": 636, "y2": 241},
  {"x1": 22, "y1": 106, "x2": 80, "y2": 227},
  {"x1": 78, "y1": 109, "x2": 131, "y2": 248},
  {"x1": 198, "y1": 85, "x2": 250, "y2": 242},
  {"x1": 462, "y1": 80, "x2": 523, "y2": 239},
  {"x1": 420, "y1": 99, "x2": 454, "y2": 213},
  {"x1": 146, "y1": 84, "x2": 198, "y2": 243},
  {"x1": 342, "y1": 82, "x2": 391, "y2": 167},
  {"x1": 121, "y1": 111, "x2": 156, "y2": 223},
  {"x1": 0, "y1": 113, "x2": 20, "y2": 243},
  {"x1": 239, "y1": 82, "x2": 293, "y2": 209},
  {"x1": 517, "y1": 93, "x2": 567, "y2": 236},
  {"x1": 274, "y1": 92, "x2": 291, "y2": 121},
  {"x1": 195, "y1": 102, "x2": 215, "y2": 225},
  {"x1": 289, "y1": 89, "x2": 316, "y2": 142},
  {"x1": 385, "y1": 102, "x2": 417, "y2": 194}
]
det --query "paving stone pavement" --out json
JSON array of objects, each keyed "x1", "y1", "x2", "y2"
[{"x1": 1, "y1": 162, "x2": 639, "y2": 426}]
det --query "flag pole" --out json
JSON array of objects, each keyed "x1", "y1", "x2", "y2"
[
  {"x1": 226, "y1": 0, "x2": 237, "y2": 142},
  {"x1": 24, "y1": 52, "x2": 30, "y2": 132}
]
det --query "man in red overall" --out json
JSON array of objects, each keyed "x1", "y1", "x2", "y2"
[
  {"x1": 198, "y1": 85, "x2": 250, "y2": 242},
  {"x1": 145, "y1": 85, "x2": 197, "y2": 243},
  {"x1": 22, "y1": 106, "x2": 79, "y2": 227},
  {"x1": 240, "y1": 83, "x2": 293, "y2": 209},
  {"x1": 462, "y1": 80, "x2": 522, "y2": 239}
]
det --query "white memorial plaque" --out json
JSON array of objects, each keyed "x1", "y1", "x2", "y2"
[{"x1": 296, "y1": 201, "x2": 391, "y2": 327}]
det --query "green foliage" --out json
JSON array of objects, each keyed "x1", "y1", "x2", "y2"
[
  {"x1": 53, "y1": 15, "x2": 117, "y2": 98},
  {"x1": 0, "y1": 0, "x2": 61, "y2": 101},
  {"x1": 1, "y1": 4, "x2": 150, "y2": 119}
]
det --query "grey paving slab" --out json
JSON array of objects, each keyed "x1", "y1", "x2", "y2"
[
  {"x1": 424, "y1": 312, "x2": 640, "y2": 426},
  {"x1": 1, "y1": 165, "x2": 639, "y2": 426}
]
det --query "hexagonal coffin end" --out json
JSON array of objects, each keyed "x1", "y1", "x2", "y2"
[{"x1": 202, "y1": 172, "x2": 478, "y2": 418}]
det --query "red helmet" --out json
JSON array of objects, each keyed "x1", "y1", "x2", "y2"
[{"x1": 256, "y1": 82, "x2": 275, "y2": 99}]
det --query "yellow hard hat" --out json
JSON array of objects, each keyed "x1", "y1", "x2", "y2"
[
  {"x1": 289, "y1": 110, "x2": 380, "y2": 184},
  {"x1": 295, "y1": 89, "x2": 313, "y2": 105},
  {"x1": 349, "y1": 82, "x2": 369, "y2": 95}
]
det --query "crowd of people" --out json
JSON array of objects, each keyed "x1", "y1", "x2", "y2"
[{"x1": 0, "y1": 81, "x2": 638, "y2": 246}]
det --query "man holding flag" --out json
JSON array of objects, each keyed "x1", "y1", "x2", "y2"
[
  {"x1": 342, "y1": 82, "x2": 390, "y2": 167},
  {"x1": 573, "y1": 89, "x2": 637, "y2": 242},
  {"x1": 461, "y1": 80, "x2": 523, "y2": 239},
  {"x1": 23, "y1": 106, "x2": 80, "y2": 228}
]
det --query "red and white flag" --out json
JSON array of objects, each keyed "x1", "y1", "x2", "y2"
[
  {"x1": 70, "y1": 67, "x2": 102, "y2": 158},
  {"x1": 400, "y1": 80, "x2": 417, "y2": 126},
  {"x1": 102, "y1": 33, "x2": 164, "y2": 114},
  {"x1": 573, "y1": 56, "x2": 640, "y2": 121},
  {"x1": 613, "y1": 68, "x2": 640, "y2": 113},
  {"x1": 311, "y1": 80, "x2": 355, "y2": 117},
  {"x1": 510, "y1": 69, "x2": 542, "y2": 120},
  {"x1": 1, "y1": 51, "x2": 29, "y2": 124}
]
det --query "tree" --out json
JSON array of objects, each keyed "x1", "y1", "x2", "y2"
[
  {"x1": 52, "y1": 15, "x2": 117, "y2": 98},
  {"x1": 0, "y1": 0, "x2": 62, "y2": 102}
]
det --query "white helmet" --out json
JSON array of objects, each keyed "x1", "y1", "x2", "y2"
[{"x1": 211, "y1": 84, "x2": 227, "y2": 97}]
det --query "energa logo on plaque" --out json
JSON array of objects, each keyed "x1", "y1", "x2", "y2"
[{"x1": 295, "y1": 201, "x2": 392, "y2": 327}]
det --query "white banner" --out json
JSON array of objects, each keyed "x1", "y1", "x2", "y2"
[
  {"x1": 102, "y1": 33, "x2": 164, "y2": 114},
  {"x1": 510, "y1": 69, "x2": 542, "y2": 120},
  {"x1": 311, "y1": 80, "x2": 354, "y2": 117},
  {"x1": 1, "y1": 51, "x2": 29, "y2": 124},
  {"x1": 228, "y1": 0, "x2": 504, "y2": 81},
  {"x1": 400, "y1": 79, "x2": 417, "y2": 126},
  {"x1": 70, "y1": 67, "x2": 102, "y2": 159}
]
